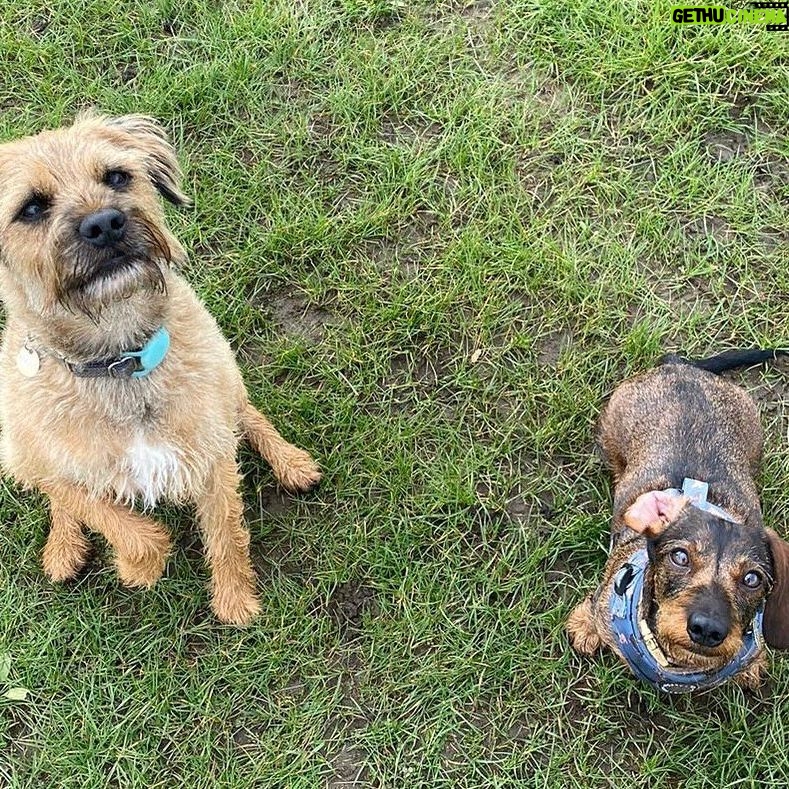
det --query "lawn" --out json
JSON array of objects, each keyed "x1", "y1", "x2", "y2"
[{"x1": 0, "y1": 0, "x2": 788, "y2": 786}]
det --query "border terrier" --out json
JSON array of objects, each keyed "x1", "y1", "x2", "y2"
[
  {"x1": 566, "y1": 350, "x2": 789, "y2": 691},
  {"x1": 0, "y1": 114, "x2": 322, "y2": 625}
]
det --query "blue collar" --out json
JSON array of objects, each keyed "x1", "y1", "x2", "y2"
[
  {"x1": 609, "y1": 547, "x2": 764, "y2": 693},
  {"x1": 64, "y1": 327, "x2": 170, "y2": 379}
]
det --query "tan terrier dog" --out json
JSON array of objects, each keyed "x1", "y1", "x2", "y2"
[{"x1": 0, "y1": 114, "x2": 321, "y2": 625}]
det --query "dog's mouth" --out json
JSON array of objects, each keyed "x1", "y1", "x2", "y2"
[
  {"x1": 62, "y1": 250, "x2": 165, "y2": 316},
  {"x1": 82, "y1": 251, "x2": 136, "y2": 283},
  {"x1": 58, "y1": 219, "x2": 171, "y2": 317},
  {"x1": 648, "y1": 614, "x2": 741, "y2": 669},
  {"x1": 658, "y1": 641, "x2": 739, "y2": 672}
]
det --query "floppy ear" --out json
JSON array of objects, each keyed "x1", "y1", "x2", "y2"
[
  {"x1": 764, "y1": 529, "x2": 789, "y2": 649},
  {"x1": 623, "y1": 490, "x2": 686, "y2": 537},
  {"x1": 104, "y1": 115, "x2": 191, "y2": 207}
]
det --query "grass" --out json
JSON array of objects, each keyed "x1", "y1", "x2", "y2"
[{"x1": 0, "y1": 0, "x2": 788, "y2": 785}]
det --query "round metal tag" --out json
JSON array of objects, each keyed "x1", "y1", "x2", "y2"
[{"x1": 16, "y1": 346, "x2": 40, "y2": 378}]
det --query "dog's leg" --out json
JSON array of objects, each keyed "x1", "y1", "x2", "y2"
[
  {"x1": 194, "y1": 457, "x2": 260, "y2": 625},
  {"x1": 42, "y1": 497, "x2": 90, "y2": 582},
  {"x1": 240, "y1": 403, "x2": 321, "y2": 492},
  {"x1": 41, "y1": 482, "x2": 170, "y2": 588},
  {"x1": 734, "y1": 653, "x2": 767, "y2": 690},
  {"x1": 566, "y1": 596, "x2": 603, "y2": 654}
]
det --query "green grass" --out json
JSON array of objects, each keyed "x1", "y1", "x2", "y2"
[{"x1": 1, "y1": 0, "x2": 789, "y2": 785}]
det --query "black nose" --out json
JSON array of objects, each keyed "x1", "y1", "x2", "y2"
[
  {"x1": 687, "y1": 611, "x2": 728, "y2": 647},
  {"x1": 78, "y1": 208, "x2": 127, "y2": 247}
]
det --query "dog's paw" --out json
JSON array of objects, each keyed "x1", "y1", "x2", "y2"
[
  {"x1": 211, "y1": 585, "x2": 261, "y2": 626},
  {"x1": 566, "y1": 598, "x2": 602, "y2": 655},
  {"x1": 42, "y1": 529, "x2": 90, "y2": 582},
  {"x1": 115, "y1": 553, "x2": 167, "y2": 588},
  {"x1": 273, "y1": 447, "x2": 322, "y2": 493},
  {"x1": 115, "y1": 530, "x2": 170, "y2": 589},
  {"x1": 734, "y1": 655, "x2": 767, "y2": 690}
]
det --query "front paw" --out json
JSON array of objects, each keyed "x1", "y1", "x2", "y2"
[
  {"x1": 567, "y1": 597, "x2": 602, "y2": 655},
  {"x1": 43, "y1": 528, "x2": 90, "y2": 582},
  {"x1": 734, "y1": 653, "x2": 767, "y2": 690},
  {"x1": 211, "y1": 582, "x2": 261, "y2": 626},
  {"x1": 115, "y1": 529, "x2": 171, "y2": 588},
  {"x1": 273, "y1": 447, "x2": 322, "y2": 493}
]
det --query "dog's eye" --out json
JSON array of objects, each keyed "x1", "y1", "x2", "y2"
[
  {"x1": 669, "y1": 548, "x2": 690, "y2": 568},
  {"x1": 742, "y1": 571, "x2": 762, "y2": 589},
  {"x1": 17, "y1": 195, "x2": 51, "y2": 223},
  {"x1": 104, "y1": 170, "x2": 132, "y2": 189}
]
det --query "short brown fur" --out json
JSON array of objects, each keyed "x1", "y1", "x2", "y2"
[
  {"x1": 566, "y1": 359, "x2": 789, "y2": 688},
  {"x1": 0, "y1": 114, "x2": 321, "y2": 625}
]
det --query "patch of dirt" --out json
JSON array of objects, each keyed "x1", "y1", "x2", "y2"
[
  {"x1": 322, "y1": 652, "x2": 372, "y2": 787},
  {"x1": 236, "y1": 145, "x2": 261, "y2": 168},
  {"x1": 515, "y1": 151, "x2": 560, "y2": 206},
  {"x1": 308, "y1": 582, "x2": 379, "y2": 641},
  {"x1": 161, "y1": 18, "x2": 180, "y2": 37},
  {"x1": 650, "y1": 277, "x2": 718, "y2": 321},
  {"x1": 441, "y1": 708, "x2": 497, "y2": 768},
  {"x1": 331, "y1": 181, "x2": 368, "y2": 214},
  {"x1": 308, "y1": 112, "x2": 342, "y2": 142},
  {"x1": 703, "y1": 130, "x2": 748, "y2": 163},
  {"x1": 267, "y1": 292, "x2": 337, "y2": 342},
  {"x1": 758, "y1": 227, "x2": 788, "y2": 249},
  {"x1": 535, "y1": 328, "x2": 573, "y2": 366},
  {"x1": 725, "y1": 92, "x2": 757, "y2": 119},
  {"x1": 505, "y1": 489, "x2": 556, "y2": 527},
  {"x1": 540, "y1": 552, "x2": 582, "y2": 607},
  {"x1": 326, "y1": 746, "x2": 368, "y2": 788},
  {"x1": 424, "y1": 0, "x2": 494, "y2": 38},
  {"x1": 379, "y1": 114, "x2": 442, "y2": 147},
  {"x1": 378, "y1": 340, "x2": 469, "y2": 421},
  {"x1": 30, "y1": 14, "x2": 50, "y2": 37},
  {"x1": 753, "y1": 156, "x2": 789, "y2": 192},
  {"x1": 388, "y1": 350, "x2": 449, "y2": 390},
  {"x1": 459, "y1": 504, "x2": 509, "y2": 553},
  {"x1": 3, "y1": 710, "x2": 38, "y2": 766},
  {"x1": 361, "y1": 212, "x2": 441, "y2": 276},
  {"x1": 270, "y1": 76, "x2": 305, "y2": 105},
  {"x1": 324, "y1": 581, "x2": 379, "y2": 632},
  {"x1": 683, "y1": 215, "x2": 734, "y2": 243},
  {"x1": 231, "y1": 726, "x2": 256, "y2": 749},
  {"x1": 249, "y1": 518, "x2": 313, "y2": 583},
  {"x1": 248, "y1": 485, "x2": 296, "y2": 519},
  {"x1": 460, "y1": 0, "x2": 494, "y2": 20},
  {"x1": 116, "y1": 60, "x2": 137, "y2": 85},
  {"x1": 719, "y1": 358, "x2": 789, "y2": 418}
]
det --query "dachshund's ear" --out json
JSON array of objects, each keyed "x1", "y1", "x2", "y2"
[
  {"x1": 623, "y1": 490, "x2": 687, "y2": 537},
  {"x1": 764, "y1": 529, "x2": 789, "y2": 649}
]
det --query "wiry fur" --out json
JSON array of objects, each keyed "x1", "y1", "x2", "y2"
[
  {"x1": 0, "y1": 114, "x2": 322, "y2": 624},
  {"x1": 566, "y1": 357, "x2": 789, "y2": 689}
]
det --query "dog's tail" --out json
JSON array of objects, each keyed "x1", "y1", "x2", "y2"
[{"x1": 660, "y1": 348, "x2": 789, "y2": 374}]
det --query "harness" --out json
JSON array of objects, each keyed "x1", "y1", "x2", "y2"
[{"x1": 608, "y1": 478, "x2": 764, "y2": 693}]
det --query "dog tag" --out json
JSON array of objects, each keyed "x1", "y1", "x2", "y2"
[{"x1": 16, "y1": 346, "x2": 40, "y2": 377}]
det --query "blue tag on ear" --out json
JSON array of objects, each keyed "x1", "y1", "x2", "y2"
[
  {"x1": 124, "y1": 327, "x2": 170, "y2": 378},
  {"x1": 681, "y1": 477, "x2": 741, "y2": 524},
  {"x1": 682, "y1": 478, "x2": 709, "y2": 504}
]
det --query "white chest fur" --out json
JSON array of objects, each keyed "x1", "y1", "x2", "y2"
[{"x1": 118, "y1": 432, "x2": 184, "y2": 508}]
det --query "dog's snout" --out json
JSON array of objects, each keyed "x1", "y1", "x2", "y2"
[
  {"x1": 687, "y1": 610, "x2": 729, "y2": 648},
  {"x1": 78, "y1": 208, "x2": 127, "y2": 247}
]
